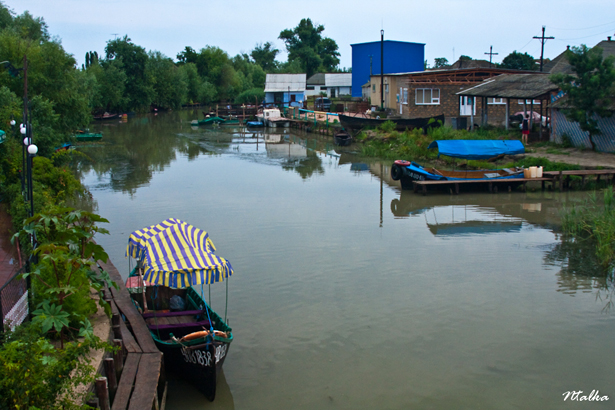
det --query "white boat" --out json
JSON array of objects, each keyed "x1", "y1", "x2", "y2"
[{"x1": 256, "y1": 108, "x2": 290, "y2": 128}]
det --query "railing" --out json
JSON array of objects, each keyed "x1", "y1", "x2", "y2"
[{"x1": 0, "y1": 266, "x2": 28, "y2": 332}]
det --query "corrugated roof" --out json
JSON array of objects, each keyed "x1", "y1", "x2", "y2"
[
  {"x1": 325, "y1": 73, "x2": 352, "y2": 87},
  {"x1": 264, "y1": 74, "x2": 306, "y2": 92},
  {"x1": 306, "y1": 73, "x2": 325, "y2": 85},
  {"x1": 456, "y1": 74, "x2": 559, "y2": 99}
]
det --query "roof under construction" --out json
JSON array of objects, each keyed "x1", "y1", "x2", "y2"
[{"x1": 456, "y1": 73, "x2": 559, "y2": 99}]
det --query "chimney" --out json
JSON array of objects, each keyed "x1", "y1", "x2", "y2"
[
  {"x1": 566, "y1": 45, "x2": 570, "y2": 50},
  {"x1": 608, "y1": 36, "x2": 612, "y2": 42}
]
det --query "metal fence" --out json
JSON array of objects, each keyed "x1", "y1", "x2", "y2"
[{"x1": 0, "y1": 266, "x2": 28, "y2": 332}]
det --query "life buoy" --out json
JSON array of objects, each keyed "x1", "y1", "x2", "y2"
[
  {"x1": 394, "y1": 160, "x2": 411, "y2": 166},
  {"x1": 391, "y1": 163, "x2": 407, "y2": 181},
  {"x1": 180, "y1": 329, "x2": 229, "y2": 342},
  {"x1": 180, "y1": 330, "x2": 209, "y2": 342}
]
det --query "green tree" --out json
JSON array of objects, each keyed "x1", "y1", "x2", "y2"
[
  {"x1": 105, "y1": 35, "x2": 154, "y2": 111},
  {"x1": 278, "y1": 18, "x2": 340, "y2": 77},
  {"x1": 499, "y1": 51, "x2": 537, "y2": 70},
  {"x1": 434, "y1": 57, "x2": 449, "y2": 68},
  {"x1": 551, "y1": 45, "x2": 615, "y2": 151},
  {"x1": 251, "y1": 42, "x2": 279, "y2": 71},
  {"x1": 146, "y1": 51, "x2": 186, "y2": 109},
  {"x1": 178, "y1": 62, "x2": 201, "y2": 103}
]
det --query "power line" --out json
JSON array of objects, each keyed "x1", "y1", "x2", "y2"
[{"x1": 548, "y1": 20, "x2": 615, "y2": 31}]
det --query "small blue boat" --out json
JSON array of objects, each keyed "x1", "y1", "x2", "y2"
[
  {"x1": 246, "y1": 121, "x2": 264, "y2": 127},
  {"x1": 391, "y1": 140, "x2": 525, "y2": 190}
]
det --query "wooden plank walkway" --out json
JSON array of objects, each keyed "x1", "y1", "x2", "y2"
[
  {"x1": 544, "y1": 170, "x2": 615, "y2": 191},
  {"x1": 412, "y1": 177, "x2": 555, "y2": 195},
  {"x1": 97, "y1": 259, "x2": 164, "y2": 410}
]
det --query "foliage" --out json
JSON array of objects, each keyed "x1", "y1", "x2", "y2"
[
  {"x1": 499, "y1": 51, "x2": 537, "y2": 71},
  {"x1": 251, "y1": 42, "x2": 279, "y2": 71},
  {"x1": 178, "y1": 62, "x2": 201, "y2": 104},
  {"x1": 13, "y1": 208, "x2": 114, "y2": 343},
  {"x1": 562, "y1": 187, "x2": 615, "y2": 271},
  {"x1": 379, "y1": 120, "x2": 396, "y2": 133},
  {"x1": 279, "y1": 18, "x2": 340, "y2": 78},
  {"x1": 105, "y1": 35, "x2": 154, "y2": 111},
  {"x1": 146, "y1": 51, "x2": 186, "y2": 109},
  {"x1": 0, "y1": 322, "x2": 108, "y2": 410},
  {"x1": 550, "y1": 45, "x2": 615, "y2": 151},
  {"x1": 234, "y1": 87, "x2": 265, "y2": 104},
  {"x1": 434, "y1": 57, "x2": 449, "y2": 68}
]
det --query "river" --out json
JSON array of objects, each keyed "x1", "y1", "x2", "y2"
[{"x1": 78, "y1": 110, "x2": 614, "y2": 410}]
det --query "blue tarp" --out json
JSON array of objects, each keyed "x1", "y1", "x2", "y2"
[
  {"x1": 427, "y1": 140, "x2": 525, "y2": 160},
  {"x1": 0, "y1": 130, "x2": 5, "y2": 144}
]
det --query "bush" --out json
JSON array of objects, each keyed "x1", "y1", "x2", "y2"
[
  {"x1": 0, "y1": 322, "x2": 108, "y2": 410},
  {"x1": 234, "y1": 87, "x2": 265, "y2": 105}
]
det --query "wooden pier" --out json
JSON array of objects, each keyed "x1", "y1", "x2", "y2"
[
  {"x1": 410, "y1": 169, "x2": 615, "y2": 195},
  {"x1": 92, "y1": 258, "x2": 165, "y2": 410}
]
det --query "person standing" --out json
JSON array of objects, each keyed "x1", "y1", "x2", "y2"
[{"x1": 521, "y1": 114, "x2": 530, "y2": 144}]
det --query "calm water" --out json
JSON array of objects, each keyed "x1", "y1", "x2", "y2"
[{"x1": 78, "y1": 110, "x2": 615, "y2": 410}]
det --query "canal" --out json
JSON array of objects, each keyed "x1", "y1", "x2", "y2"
[{"x1": 78, "y1": 110, "x2": 614, "y2": 409}]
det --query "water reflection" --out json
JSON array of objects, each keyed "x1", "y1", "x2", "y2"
[{"x1": 390, "y1": 189, "x2": 562, "y2": 232}]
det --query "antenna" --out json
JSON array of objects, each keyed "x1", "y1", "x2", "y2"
[
  {"x1": 484, "y1": 46, "x2": 498, "y2": 67},
  {"x1": 112, "y1": 33, "x2": 119, "y2": 39}
]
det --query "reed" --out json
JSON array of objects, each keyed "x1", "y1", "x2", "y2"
[{"x1": 561, "y1": 187, "x2": 615, "y2": 273}]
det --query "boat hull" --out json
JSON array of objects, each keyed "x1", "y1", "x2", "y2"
[
  {"x1": 334, "y1": 131, "x2": 352, "y2": 146},
  {"x1": 391, "y1": 161, "x2": 524, "y2": 191},
  {"x1": 339, "y1": 114, "x2": 444, "y2": 131},
  {"x1": 155, "y1": 336, "x2": 231, "y2": 401}
]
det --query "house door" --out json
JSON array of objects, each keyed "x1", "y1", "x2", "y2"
[
  {"x1": 331, "y1": 89, "x2": 336, "y2": 98},
  {"x1": 460, "y1": 96, "x2": 476, "y2": 116}
]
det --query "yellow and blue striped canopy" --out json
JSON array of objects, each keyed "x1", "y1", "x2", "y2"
[{"x1": 126, "y1": 218, "x2": 233, "y2": 288}]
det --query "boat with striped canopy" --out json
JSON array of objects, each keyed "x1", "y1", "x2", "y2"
[{"x1": 125, "y1": 218, "x2": 234, "y2": 401}]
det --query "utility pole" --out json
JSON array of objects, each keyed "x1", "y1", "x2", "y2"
[
  {"x1": 484, "y1": 46, "x2": 498, "y2": 68},
  {"x1": 533, "y1": 26, "x2": 554, "y2": 72},
  {"x1": 380, "y1": 30, "x2": 384, "y2": 111}
]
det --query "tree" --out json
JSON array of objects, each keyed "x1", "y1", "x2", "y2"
[
  {"x1": 551, "y1": 45, "x2": 615, "y2": 151},
  {"x1": 434, "y1": 57, "x2": 449, "y2": 68},
  {"x1": 105, "y1": 35, "x2": 154, "y2": 111},
  {"x1": 500, "y1": 51, "x2": 537, "y2": 71},
  {"x1": 279, "y1": 18, "x2": 340, "y2": 77},
  {"x1": 251, "y1": 42, "x2": 279, "y2": 72},
  {"x1": 146, "y1": 51, "x2": 186, "y2": 109}
]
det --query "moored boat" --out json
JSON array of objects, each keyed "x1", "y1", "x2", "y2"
[
  {"x1": 125, "y1": 218, "x2": 234, "y2": 401},
  {"x1": 391, "y1": 140, "x2": 525, "y2": 191},
  {"x1": 339, "y1": 114, "x2": 445, "y2": 132},
  {"x1": 191, "y1": 116, "x2": 226, "y2": 126},
  {"x1": 333, "y1": 130, "x2": 352, "y2": 146},
  {"x1": 74, "y1": 132, "x2": 103, "y2": 142},
  {"x1": 256, "y1": 108, "x2": 290, "y2": 128},
  {"x1": 93, "y1": 112, "x2": 119, "y2": 121}
]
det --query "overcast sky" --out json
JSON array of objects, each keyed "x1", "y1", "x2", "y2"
[{"x1": 10, "y1": 0, "x2": 615, "y2": 69}]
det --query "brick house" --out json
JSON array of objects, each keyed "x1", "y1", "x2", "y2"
[{"x1": 366, "y1": 66, "x2": 535, "y2": 127}]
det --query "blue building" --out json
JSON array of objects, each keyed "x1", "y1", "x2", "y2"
[
  {"x1": 264, "y1": 74, "x2": 306, "y2": 107},
  {"x1": 351, "y1": 40, "x2": 425, "y2": 98}
]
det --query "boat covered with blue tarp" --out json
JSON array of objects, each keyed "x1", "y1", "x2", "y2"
[{"x1": 427, "y1": 140, "x2": 525, "y2": 160}]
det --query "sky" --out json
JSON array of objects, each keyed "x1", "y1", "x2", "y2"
[{"x1": 9, "y1": 0, "x2": 615, "y2": 70}]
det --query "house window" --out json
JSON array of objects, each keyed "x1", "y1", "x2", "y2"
[
  {"x1": 385, "y1": 84, "x2": 389, "y2": 93},
  {"x1": 403, "y1": 88, "x2": 408, "y2": 104},
  {"x1": 306, "y1": 86, "x2": 315, "y2": 90},
  {"x1": 415, "y1": 88, "x2": 440, "y2": 105},
  {"x1": 488, "y1": 98, "x2": 505, "y2": 105},
  {"x1": 372, "y1": 84, "x2": 376, "y2": 92},
  {"x1": 518, "y1": 99, "x2": 541, "y2": 105}
]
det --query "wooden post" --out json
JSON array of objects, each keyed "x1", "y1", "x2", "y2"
[
  {"x1": 113, "y1": 339, "x2": 124, "y2": 374},
  {"x1": 95, "y1": 377, "x2": 110, "y2": 410},
  {"x1": 216, "y1": 104, "x2": 218, "y2": 117},
  {"x1": 112, "y1": 324, "x2": 121, "y2": 340},
  {"x1": 559, "y1": 170, "x2": 563, "y2": 191},
  {"x1": 104, "y1": 358, "x2": 117, "y2": 402},
  {"x1": 505, "y1": 98, "x2": 510, "y2": 130}
]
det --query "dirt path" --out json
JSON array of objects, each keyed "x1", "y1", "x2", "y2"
[{"x1": 521, "y1": 146, "x2": 615, "y2": 168}]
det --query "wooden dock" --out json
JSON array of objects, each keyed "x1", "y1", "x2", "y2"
[
  {"x1": 410, "y1": 168, "x2": 615, "y2": 195},
  {"x1": 412, "y1": 177, "x2": 555, "y2": 195},
  {"x1": 93, "y1": 258, "x2": 165, "y2": 410}
]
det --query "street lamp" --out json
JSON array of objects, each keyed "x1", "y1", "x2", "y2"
[{"x1": 26, "y1": 142, "x2": 37, "y2": 217}]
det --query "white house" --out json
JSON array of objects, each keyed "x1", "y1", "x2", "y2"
[
  {"x1": 264, "y1": 74, "x2": 306, "y2": 108},
  {"x1": 305, "y1": 73, "x2": 352, "y2": 98}
]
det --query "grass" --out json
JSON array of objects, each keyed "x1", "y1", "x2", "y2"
[{"x1": 562, "y1": 187, "x2": 615, "y2": 273}]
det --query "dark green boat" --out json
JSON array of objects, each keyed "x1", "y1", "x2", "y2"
[
  {"x1": 74, "y1": 132, "x2": 103, "y2": 142},
  {"x1": 191, "y1": 116, "x2": 225, "y2": 126}
]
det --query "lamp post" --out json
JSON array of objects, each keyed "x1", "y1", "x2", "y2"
[{"x1": 27, "y1": 143, "x2": 38, "y2": 217}]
